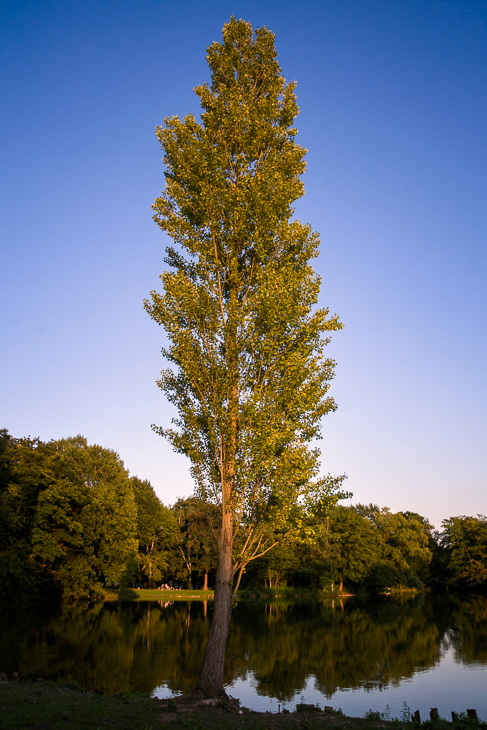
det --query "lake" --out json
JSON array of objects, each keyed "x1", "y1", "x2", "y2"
[{"x1": 1, "y1": 593, "x2": 486, "y2": 719}]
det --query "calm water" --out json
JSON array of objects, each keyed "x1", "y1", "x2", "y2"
[{"x1": 1, "y1": 593, "x2": 487, "y2": 719}]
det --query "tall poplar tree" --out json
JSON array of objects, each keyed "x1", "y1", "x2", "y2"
[{"x1": 146, "y1": 17, "x2": 346, "y2": 697}]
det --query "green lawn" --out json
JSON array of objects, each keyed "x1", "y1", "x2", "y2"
[
  {"x1": 104, "y1": 588, "x2": 214, "y2": 601},
  {"x1": 103, "y1": 587, "x2": 320, "y2": 602},
  {"x1": 0, "y1": 683, "x2": 159, "y2": 730}
]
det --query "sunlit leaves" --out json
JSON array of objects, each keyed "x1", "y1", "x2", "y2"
[
  {"x1": 146, "y1": 17, "x2": 346, "y2": 575},
  {"x1": 440, "y1": 515, "x2": 487, "y2": 586}
]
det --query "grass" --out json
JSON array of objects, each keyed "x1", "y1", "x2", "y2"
[
  {"x1": 0, "y1": 682, "x2": 158, "y2": 730},
  {"x1": 103, "y1": 588, "x2": 215, "y2": 601},
  {"x1": 103, "y1": 587, "x2": 319, "y2": 602},
  {"x1": 1, "y1": 683, "x2": 486, "y2": 730},
  {"x1": 101, "y1": 587, "x2": 423, "y2": 603}
]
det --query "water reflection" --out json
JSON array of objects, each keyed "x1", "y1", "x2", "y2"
[{"x1": 1, "y1": 594, "x2": 487, "y2": 710}]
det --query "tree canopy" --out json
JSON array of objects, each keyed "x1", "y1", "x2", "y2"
[
  {"x1": 0, "y1": 431, "x2": 169, "y2": 600},
  {"x1": 132, "y1": 476, "x2": 178, "y2": 585},
  {"x1": 146, "y1": 16, "x2": 348, "y2": 696},
  {"x1": 440, "y1": 515, "x2": 487, "y2": 586}
]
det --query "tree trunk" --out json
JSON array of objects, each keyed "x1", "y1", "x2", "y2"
[
  {"x1": 203, "y1": 571, "x2": 208, "y2": 591},
  {"x1": 193, "y1": 511, "x2": 233, "y2": 698},
  {"x1": 194, "y1": 346, "x2": 238, "y2": 698}
]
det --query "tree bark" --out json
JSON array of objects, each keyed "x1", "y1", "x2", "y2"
[
  {"x1": 194, "y1": 311, "x2": 238, "y2": 698},
  {"x1": 193, "y1": 510, "x2": 233, "y2": 698}
]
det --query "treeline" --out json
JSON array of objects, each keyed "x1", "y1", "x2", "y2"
[
  {"x1": 0, "y1": 430, "x2": 175, "y2": 601},
  {"x1": 242, "y1": 505, "x2": 487, "y2": 593},
  {"x1": 1, "y1": 430, "x2": 486, "y2": 601}
]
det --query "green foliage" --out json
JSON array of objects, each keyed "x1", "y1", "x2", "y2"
[
  {"x1": 351, "y1": 505, "x2": 433, "y2": 590},
  {"x1": 145, "y1": 16, "x2": 348, "y2": 578},
  {"x1": 0, "y1": 431, "x2": 52, "y2": 601},
  {"x1": 132, "y1": 477, "x2": 178, "y2": 585},
  {"x1": 357, "y1": 506, "x2": 433, "y2": 579},
  {"x1": 364, "y1": 564, "x2": 396, "y2": 593},
  {"x1": 246, "y1": 538, "x2": 304, "y2": 588},
  {"x1": 170, "y1": 497, "x2": 218, "y2": 587},
  {"x1": 7, "y1": 423, "x2": 482, "y2": 603},
  {"x1": 244, "y1": 504, "x2": 434, "y2": 593},
  {"x1": 0, "y1": 431, "x2": 163, "y2": 601},
  {"x1": 31, "y1": 436, "x2": 138, "y2": 598},
  {"x1": 440, "y1": 515, "x2": 487, "y2": 586},
  {"x1": 310, "y1": 506, "x2": 381, "y2": 589},
  {"x1": 400, "y1": 701, "x2": 413, "y2": 722},
  {"x1": 364, "y1": 709, "x2": 385, "y2": 721}
]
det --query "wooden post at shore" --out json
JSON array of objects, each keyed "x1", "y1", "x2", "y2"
[{"x1": 414, "y1": 708, "x2": 480, "y2": 724}]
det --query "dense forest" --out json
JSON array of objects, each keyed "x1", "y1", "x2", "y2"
[{"x1": 1, "y1": 429, "x2": 486, "y2": 602}]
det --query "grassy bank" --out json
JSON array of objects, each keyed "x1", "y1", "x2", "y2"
[
  {"x1": 103, "y1": 587, "x2": 321, "y2": 602},
  {"x1": 102, "y1": 586, "x2": 421, "y2": 603},
  {"x1": 1, "y1": 682, "x2": 485, "y2": 730},
  {"x1": 103, "y1": 588, "x2": 215, "y2": 601}
]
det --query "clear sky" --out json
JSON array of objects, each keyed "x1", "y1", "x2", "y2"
[{"x1": 1, "y1": 0, "x2": 486, "y2": 528}]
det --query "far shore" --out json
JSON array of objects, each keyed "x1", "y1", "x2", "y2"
[
  {"x1": 102, "y1": 586, "x2": 420, "y2": 602},
  {"x1": 104, "y1": 587, "x2": 215, "y2": 601}
]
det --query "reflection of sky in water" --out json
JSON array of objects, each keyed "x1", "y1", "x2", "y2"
[{"x1": 155, "y1": 648, "x2": 487, "y2": 719}]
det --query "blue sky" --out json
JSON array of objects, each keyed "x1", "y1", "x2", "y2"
[{"x1": 1, "y1": 0, "x2": 486, "y2": 527}]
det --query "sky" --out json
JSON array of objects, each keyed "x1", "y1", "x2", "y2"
[{"x1": 1, "y1": 0, "x2": 486, "y2": 528}]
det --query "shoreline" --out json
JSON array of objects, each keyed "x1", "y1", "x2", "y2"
[
  {"x1": 103, "y1": 587, "x2": 420, "y2": 602},
  {"x1": 1, "y1": 681, "x2": 484, "y2": 730}
]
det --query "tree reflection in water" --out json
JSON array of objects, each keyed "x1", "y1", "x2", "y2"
[{"x1": 1, "y1": 594, "x2": 487, "y2": 699}]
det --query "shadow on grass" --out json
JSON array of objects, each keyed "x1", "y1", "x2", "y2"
[{"x1": 115, "y1": 588, "x2": 139, "y2": 600}]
